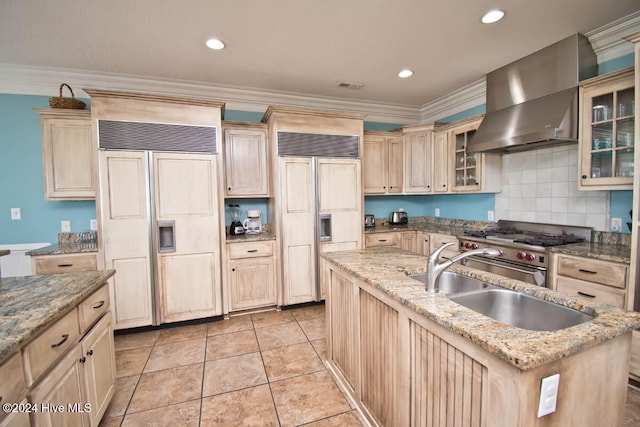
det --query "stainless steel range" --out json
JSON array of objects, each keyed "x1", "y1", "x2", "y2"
[{"x1": 458, "y1": 220, "x2": 592, "y2": 287}]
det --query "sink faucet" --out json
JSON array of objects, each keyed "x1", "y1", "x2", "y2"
[{"x1": 426, "y1": 242, "x2": 502, "y2": 293}]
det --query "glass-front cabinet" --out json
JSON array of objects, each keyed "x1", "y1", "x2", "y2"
[
  {"x1": 453, "y1": 127, "x2": 479, "y2": 189},
  {"x1": 579, "y1": 68, "x2": 635, "y2": 190}
]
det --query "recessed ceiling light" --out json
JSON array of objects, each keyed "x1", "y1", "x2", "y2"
[
  {"x1": 481, "y1": 9, "x2": 505, "y2": 24},
  {"x1": 206, "y1": 38, "x2": 225, "y2": 50},
  {"x1": 398, "y1": 69, "x2": 414, "y2": 78}
]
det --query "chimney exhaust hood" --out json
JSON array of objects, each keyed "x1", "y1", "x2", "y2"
[{"x1": 468, "y1": 34, "x2": 597, "y2": 153}]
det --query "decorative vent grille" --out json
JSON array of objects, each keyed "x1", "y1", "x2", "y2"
[
  {"x1": 98, "y1": 120, "x2": 217, "y2": 153},
  {"x1": 337, "y1": 82, "x2": 364, "y2": 89},
  {"x1": 277, "y1": 131, "x2": 359, "y2": 158}
]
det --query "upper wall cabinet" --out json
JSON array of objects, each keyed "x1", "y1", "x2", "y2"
[
  {"x1": 36, "y1": 109, "x2": 95, "y2": 200},
  {"x1": 363, "y1": 131, "x2": 403, "y2": 194},
  {"x1": 402, "y1": 124, "x2": 435, "y2": 193},
  {"x1": 223, "y1": 122, "x2": 270, "y2": 197},
  {"x1": 579, "y1": 68, "x2": 635, "y2": 190},
  {"x1": 434, "y1": 115, "x2": 502, "y2": 194}
]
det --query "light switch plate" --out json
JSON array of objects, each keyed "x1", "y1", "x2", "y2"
[
  {"x1": 488, "y1": 210, "x2": 495, "y2": 221},
  {"x1": 90, "y1": 219, "x2": 97, "y2": 231},
  {"x1": 537, "y1": 373, "x2": 560, "y2": 417},
  {"x1": 611, "y1": 217, "x2": 622, "y2": 232},
  {"x1": 11, "y1": 208, "x2": 21, "y2": 220},
  {"x1": 435, "y1": 208, "x2": 440, "y2": 217},
  {"x1": 61, "y1": 220, "x2": 71, "y2": 232}
]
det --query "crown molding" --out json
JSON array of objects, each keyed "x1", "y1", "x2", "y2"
[
  {"x1": 0, "y1": 64, "x2": 420, "y2": 125},
  {"x1": 418, "y1": 78, "x2": 486, "y2": 123}
]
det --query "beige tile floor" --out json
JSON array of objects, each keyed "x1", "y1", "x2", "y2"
[
  {"x1": 101, "y1": 303, "x2": 640, "y2": 426},
  {"x1": 100, "y1": 304, "x2": 364, "y2": 426}
]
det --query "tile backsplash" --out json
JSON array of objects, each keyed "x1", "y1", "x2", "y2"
[{"x1": 494, "y1": 145, "x2": 609, "y2": 230}]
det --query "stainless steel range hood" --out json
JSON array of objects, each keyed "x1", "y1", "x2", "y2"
[{"x1": 468, "y1": 34, "x2": 597, "y2": 153}]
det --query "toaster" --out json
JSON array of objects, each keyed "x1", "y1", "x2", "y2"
[
  {"x1": 364, "y1": 214, "x2": 375, "y2": 228},
  {"x1": 389, "y1": 211, "x2": 408, "y2": 225}
]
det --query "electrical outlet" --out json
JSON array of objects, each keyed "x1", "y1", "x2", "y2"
[
  {"x1": 61, "y1": 220, "x2": 71, "y2": 232},
  {"x1": 435, "y1": 208, "x2": 440, "y2": 217},
  {"x1": 10, "y1": 208, "x2": 21, "y2": 220},
  {"x1": 611, "y1": 217, "x2": 622, "y2": 232},
  {"x1": 90, "y1": 219, "x2": 97, "y2": 231},
  {"x1": 488, "y1": 210, "x2": 495, "y2": 221},
  {"x1": 537, "y1": 373, "x2": 560, "y2": 418}
]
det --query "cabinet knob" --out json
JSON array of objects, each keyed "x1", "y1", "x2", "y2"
[
  {"x1": 87, "y1": 349, "x2": 94, "y2": 356},
  {"x1": 79, "y1": 356, "x2": 86, "y2": 364},
  {"x1": 232, "y1": 268, "x2": 236, "y2": 272},
  {"x1": 582, "y1": 175, "x2": 587, "y2": 179},
  {"x1": 228, "y1": 187, "x2": 231, "y2": 191}
]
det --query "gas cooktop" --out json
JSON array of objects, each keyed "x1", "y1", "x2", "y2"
[{"x1": 463, "y1": 220, "x2": 592, "y2": 248}]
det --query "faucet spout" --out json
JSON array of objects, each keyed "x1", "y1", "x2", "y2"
[{"x1": 425, "y1": 242, "x2": 502, "y2": 293}]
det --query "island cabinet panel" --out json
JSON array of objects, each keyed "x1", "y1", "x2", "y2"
[
  {"x1": 411, "y1": 322, "x2": 486, "y2": 427},
  {"x1": 359, "y1": 291, "x2": 400, "y2": 427},
  {"x1": 0, "y1": 353, "x2": 27, "y2": 425},
  {"x1": 328, "y1": 269, "x2": 358, "y2": 391}
]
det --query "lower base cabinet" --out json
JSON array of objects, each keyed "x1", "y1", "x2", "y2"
[
  {"x1": 226, "y1": 241, "x2": 276, "y2": 312},
  {"x1": 324, "y1": 259, "x2": 630, "y2": 427}
]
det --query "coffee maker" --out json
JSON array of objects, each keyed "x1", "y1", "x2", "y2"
[
  {"x1": 228, "y1": 204, "x2": 245, "y2": 235},
  {"x1": 243, "y1": 210, "x2": 262, "y2": 234}
]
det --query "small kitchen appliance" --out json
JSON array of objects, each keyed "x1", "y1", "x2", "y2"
[
  {"x1": 228, "y1": 204, "x2": 245, "y2": 236},
  {"x1": 389, "y1": 210, "x2": 408, "y2": 225},
  {"x1": 243, "y1": 210, "x2": 262, "y2": 234},
  {"x1": 364, "y1": 214, "x2": 375, "y2": 228}
]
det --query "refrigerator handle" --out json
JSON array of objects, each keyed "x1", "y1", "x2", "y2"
[
  {"x1": 319, "y1": 214, "x2": 332, "y2": 242},
  {"x1": 158, "y1": 220, "x2": 176, "y2": 253}
]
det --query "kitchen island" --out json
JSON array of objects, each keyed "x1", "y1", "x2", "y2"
[
  {"x1": 321, "y1": 247, "x2": 640, "y2": 427},
  {"x1": 0, "y1": 270, "x2": 116, "y2": 426}
]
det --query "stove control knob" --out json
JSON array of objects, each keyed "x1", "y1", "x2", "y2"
[
  {"x1": 471, "y1": 243, "x2": 478, "y2": 250},
  {"x1": 464, "y1": 242, "x2": 479, "y2": 250},
  {"x1": 525, "y1": 253, "x2": 536, "y2": 261},
  {"x1": 517, "y1": 252, "x2": 526, "y2": 260}
]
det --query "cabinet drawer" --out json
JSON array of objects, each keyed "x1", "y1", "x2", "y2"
[
  {"x1": 365, "y1": 233, "x2": 401, "y2": 248},
  {"x1": 22, "y1": 309, "x2": 80, "y2": 386},
  {"x1": 0, "y1": 353, "x2": 26, "y2": 408},
  {"x1": 228, "y1": 241, "x2": 274, "y2": 259},
  {"x1": 555, "y1": 276, "x2": 625, "y2": 308},
  {"x1": 78, "y1": 284, "x2": 110, "y2": 334},
  {"x1": 33, "y1": 253, "x2": 97, "y2": 275},
  {"x1": 556, "y1": 256, "x2": 626, "y2": 289}
]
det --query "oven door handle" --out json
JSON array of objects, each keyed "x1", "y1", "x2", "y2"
[{"x1": 465, "y1": 256, "x2": 547, "y2": 286}]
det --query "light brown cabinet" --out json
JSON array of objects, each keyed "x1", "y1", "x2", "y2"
[
  {"x1": 365, "y1": 231, "x2": 416, "y2": 252},
  {"x1": 416, "y1": 231, "x2": 431, "y2": 255},
  {"x1": 363, "y1": 131, "x2": 403, "y2": 194},
  {"x1": 402, "y1": 124, "x2": 435, "y2": 193},
  {"x1": 578, "y1": 68, "x2": 635, "y2": 190},
  {"x1": 226, "y1": 240, "x2": 277, "y2": 312},
  {"x1": 223, "y1": 123, "x2": 269, "y2": 197},
  {"x1": 0, "y1": 353, "x2": 27, "y2": 426},
  {"x1": 36, "y1": 109, "x2": 95, "y2": 200},
  {"x1": 551, "y1": 253, "x2": 628, "y2": 309},
  {"x1": 31, "y1": 253, "x2": 98, "y2": 275},
  {"x1": 429, "y1": 232, "x2": 461, "y2": 260}
]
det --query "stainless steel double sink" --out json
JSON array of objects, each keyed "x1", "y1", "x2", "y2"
[{"x1": 409, "y1": 272, "x2": 593, "y2": 331}]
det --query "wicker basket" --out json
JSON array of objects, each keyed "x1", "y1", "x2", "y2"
[{"x1": 49, "y1": 83, "x2": 86, "y2": 110}]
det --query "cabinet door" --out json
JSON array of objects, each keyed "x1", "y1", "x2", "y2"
[
  {"x1": 154, "y1": 153, "x2": 222, "y2": 322},
  {"x1": 100, "y1": 151, "x2": 153, "y2": 329},
  {"x1": 433, "y1": 131, "x2": 449, "y2": 193},
  {"x1": 81, "y1": 314, "x2": 116, "y2": 427},
  {"x1": 450, "y1": 127, "x2": 481, "y2": 192},
  {"x1": 224, "y1": 128, "x2": 268, "y2": 196},
  {"x1": 404, "y1": 131, "x2": 432, "y2": 193},
  {"x1": 579, "y1": 70, "x2": 635, "y2": 190},
  {"x1": 40, "y1": 111, "x2": 95, "y2": 200},
  {"x1": 400, "y1": 232, "x2": 417, "y2": 252},
  {"x1": 387, "y1": 137, "x2": 403, "y2": 193},
  {"x1": 229, "y1": 257, "x2": 276, "y2": 311},
  {"x1": 363, "y1": 135, "x2": 388, "y2": 194},
  {"x1": 416, "y1": 232, "x2": 430, "y2": 255},
  {"x1": 30, "y1": 346, "x2": 87, "y2": 427}
]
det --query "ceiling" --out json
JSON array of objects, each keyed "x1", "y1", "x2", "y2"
[{"x1": 0, "y1": 0, "x2": 639, "y2": 109}]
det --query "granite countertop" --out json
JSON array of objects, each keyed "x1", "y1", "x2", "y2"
[
  {"x1": 27, "y1": 242, "x2": 98, "y2": 256},
  {"x1": 0, "y1": 270, "x2": 115, "y2": 365},
  {"x1": 549, "y1": 242, "x2": 631, "y2": 264},
  {"x1": 321, "y1": 247, "x2": 640, "y2": 371},
  {"x1": 226, "y1": 231, "x2": 276, "y2": 243},
  {"x1": 0, "y1": 250, "x2": 9, "y2": 257}
]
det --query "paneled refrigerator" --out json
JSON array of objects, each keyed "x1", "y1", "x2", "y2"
[
  {"x1": 278, "y1": 132, "x2": 363, "y2": 305},
  {"x1": 90, "y1": 91, "x2": 224, "y2": 330}
]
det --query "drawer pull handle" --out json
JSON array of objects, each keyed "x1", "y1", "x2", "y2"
[
  {"x1": 577, "y1": 291, "x2": 596, "y2": 298},
  {"x1": 379, "y1": 239, "x2": 387, "y2": 242},
  {"x1": 57, "y1": 263, "x2": 73, "y2": 267},
  {"x1": 247, "y1": 249, "x2": 258, "y2": 253},
  {"x1": 578, "y1": 269, "x2": 597, "y2": 275},
  {"x1": 92, "y1": 301, "x2": 105, "y2": 309},
  {"x1": 51, "y1": 334, "x2": 69, "y2": 348}
]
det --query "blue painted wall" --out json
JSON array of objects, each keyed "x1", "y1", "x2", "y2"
[
  {"x1": 0, "y1": 94, "x2": 96, "y2": 245},
  {"x1": 364, "y1": 194, "x2": 494, "y2": 221}
]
